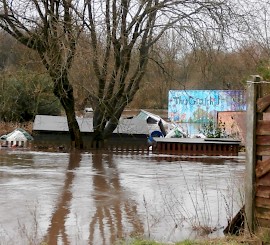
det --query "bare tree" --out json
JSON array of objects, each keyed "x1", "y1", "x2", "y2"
[
  {"x1": 240, "y1": 1, "x2": 270, "y2": 77},
  {"x1": 0, "y1": 0, "x2": 234, "y2": 148},
  {"x1": 0, "y1": 0, "x2": 83, "y2": 148},
  {"x1": 83, "y1": 0, "x2": 233, "y2": 145}
]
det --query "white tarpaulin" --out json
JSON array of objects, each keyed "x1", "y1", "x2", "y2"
[{"x1": 0, "y1": 128, "x2": 33, "y2": 146}]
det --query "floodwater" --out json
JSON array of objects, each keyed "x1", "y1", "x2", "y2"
[{"x1": 0, "y1": 149, "x2": 245, "y2": 245}]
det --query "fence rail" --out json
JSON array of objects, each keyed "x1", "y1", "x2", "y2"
[{"x1": 245, "y1": 76, "x2": 270, "y2": 232}]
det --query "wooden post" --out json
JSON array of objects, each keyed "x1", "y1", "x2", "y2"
[{"x1": 245, "y1": 75, "x2": 260, "y2": 233}]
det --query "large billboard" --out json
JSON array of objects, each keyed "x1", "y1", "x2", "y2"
[{"x1": 168, "y1": 90, "x2": 246, "y2": 123}]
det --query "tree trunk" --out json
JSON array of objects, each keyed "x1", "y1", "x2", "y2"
[
  {"x1": 53, "y1": 74, "x2": 83, "y2": 149},
  {"x1": 92, "y1": 100, "x2": 126, "y2": 148},
  {"x1": 92, "y1": 105, "x2": 107, "y2": 148}
]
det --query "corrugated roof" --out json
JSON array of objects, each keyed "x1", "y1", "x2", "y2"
[{"x1": 33, "y1": 115, "x2": 149, "y2": 135}]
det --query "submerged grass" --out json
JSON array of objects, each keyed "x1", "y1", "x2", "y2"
[
  {"x1": 116, "y1": 228, "x2": 270, "y2": 245},
  {"x1": 116, "y1": 234, "x2": 269, "y2": 245},
  {"x1": 153, "y1": 162, "x2": 244, "y2": 240}
]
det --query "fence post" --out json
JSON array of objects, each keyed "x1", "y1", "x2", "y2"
[{"x1": 245, "y1": 75, "x2": 260, "y2": 234}]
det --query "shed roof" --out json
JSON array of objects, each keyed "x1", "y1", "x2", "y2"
[
  {"x1": 135, "y1": 109, "x2": 168, "y2": 125},
  {"x1": 33, "y1": 115, "x2": 149, "y2": 135}
]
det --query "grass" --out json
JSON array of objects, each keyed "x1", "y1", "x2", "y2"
[
  {"x1": 116, "y1": 233, "x2": 270, "y2": 245},
  {"x1": 115, "y1": 238, "x2": 242, "y2": 245},
  {"x1": 154, "y1": 163, "x2": 244, "y2": 239}
]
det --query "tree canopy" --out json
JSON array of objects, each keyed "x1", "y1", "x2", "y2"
[
  {"x1": 80, "y1": 0, "x2": 235, "y2": 144},
  {"x1": 0, "y1": 0, "x2": 84, "y2": 148},
  {"x1": 0, "y1": 0, "x2": 245, "y2": 148}
]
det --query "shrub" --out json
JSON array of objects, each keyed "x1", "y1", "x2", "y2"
[
  {"x1": 199, "y1": 120, "x2": 227, "y2": 138},
  {"x1": 0, "y1": 70, "x2": 61, "y2": 122}
]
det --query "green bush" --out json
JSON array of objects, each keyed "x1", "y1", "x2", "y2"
[
  {"x1": 0, "y1": 70, "x2": 61, "y2": 122},
  {"x1": 199, "y1": 120, "x2": 227, "y2": 138}
]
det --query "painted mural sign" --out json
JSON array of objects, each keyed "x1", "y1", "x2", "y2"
[{"x1": 168, "y1": 90, "x2": 246, "y2": 123}]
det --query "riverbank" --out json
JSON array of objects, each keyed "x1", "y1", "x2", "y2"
[{"x1": 115, "y1": 232, "x2": 270, "y2": 245}]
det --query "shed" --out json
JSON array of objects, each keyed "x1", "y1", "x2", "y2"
[
  {"x1": 134, "y1": 109, "x2": 171, "y2": 136},
  {"x1": 32, "y1": 115, "x2": 149, "y2": 147}
]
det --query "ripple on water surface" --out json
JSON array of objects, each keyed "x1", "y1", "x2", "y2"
[{"x1": 0, "y1": 150, "x2": 245, "y2": 244}]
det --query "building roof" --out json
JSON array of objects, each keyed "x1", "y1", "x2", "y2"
[
  {"x1": 135, "y1": 109, "x2": 168, "y2": 125},
  {"x1": 33, "y1": 115, "x2": 149, "y2": 135}
]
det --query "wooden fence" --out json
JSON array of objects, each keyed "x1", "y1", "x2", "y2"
[
  {"x1": 245, "y1": 76, "x2": 270, "y2": 232},
  {"x1": 152, "y1": 138, "x2": 240, "y2": 156}
]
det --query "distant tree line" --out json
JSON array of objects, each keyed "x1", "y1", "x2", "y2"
[
  {"x1": 0, "y1": 31, "x2": 267, "y2": 121},
  {"x1": 1, "y1": 0, "x2": 270, "y2": 148}
]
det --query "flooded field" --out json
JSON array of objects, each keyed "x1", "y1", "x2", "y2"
[{"x1": 0, "y1": 149, "x2": 245, "y2": 245}]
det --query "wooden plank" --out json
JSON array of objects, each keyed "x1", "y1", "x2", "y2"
[
  {"x1": 197, "y1": 144, "x2": 203, "y2": 154},
  {"x1": 233, "y1": 145, "x2": 238, "y2": 156},
  {"x1": 257, "y1": 172, "x2": 270, "y2": 186},
  {"x1": 187, "y1": 143, "x2": 192, "y2": 155},
  {"x1": 256, "y1": 197, "x2": 270, "y2": 209},
  {"x1": 256, "y1": 186, "x2": 270, "y2": 198},
  {"x1": 153, "y1": 141, "x2": 238, "y2": 156},
  {"x1": 265, "y1": 107, "x2": 270, "y2": 112},
  {"x1": 257, "y1": 121, "x2": 270, "y2": 135},
  {"x1": 168, "y1": 143, "x2": 172, "y2": 151},
  {"x1": 245, "y1": 79, "x2": 258, "y2": 233},
  {"x1": 161, "y1": 142, "x2": 166, "y2": 152},
  {"x1": 256, "y1": 158, "x2": 270, "y2": 178},
  {"x1": 257, "y1": 218, "x2": 270, "y2": 228},
  {"x1": 262, "y1": 155, "x2": 270, "y2": 161},
  {"x1": 263, "y1": 113, "x2": 270, "y2": 120},
  {"x1": 257, "y1": 135, "x2": 270, "y2": 145},
  {"x1": 257, "y1": 145, "x2": 270, "y2": 156},
  {"x1": 257, "y1": 94, "x2": 270, "y2": 113},
  {"x1": 255, "y1": 206, "x2": 270, "y2": 220}
]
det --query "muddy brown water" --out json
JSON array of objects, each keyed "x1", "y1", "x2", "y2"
[{"x1": 0, "y1": 149, "x2": 245, "y2": 245}]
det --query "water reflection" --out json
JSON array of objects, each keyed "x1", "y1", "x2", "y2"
[
  {"x1": 0, "y1": 149, "x2": 245, "y2": 244},
  {"x1": 152, "y1": 154, "x2": 244, "y2": 165},
  {"x1": 89, "y1": 152, "x2": 144, "y2": 245},
  {"x1": 44, "y1": 151, "x2": 81, "y2": 244},
  {"x1": 42, "y1": 150, "x2": 144, "y2": 245}
]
